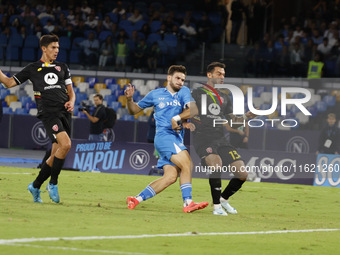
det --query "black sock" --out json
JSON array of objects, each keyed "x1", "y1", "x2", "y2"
[
  {"x1": 209, "y1": 177, "x2": 222, "y2": 204},
  {"x1": 221, "y1": 178, "x2": 245, "y2": 200},
  {"x1": 50, "y1": 157, "x2": 65, "y2": 185},
  {"x1": 33, "y1": 163, "x2": 52, "y2": 189}
]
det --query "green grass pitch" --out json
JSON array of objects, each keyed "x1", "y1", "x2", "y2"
[{"x1": 0, "y1": 166, "x2": 339, "y2": 255}]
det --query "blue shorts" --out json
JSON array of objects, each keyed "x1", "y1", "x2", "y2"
[{"x1": 154, "y1": 132, "x2": 187, "y2": 169}]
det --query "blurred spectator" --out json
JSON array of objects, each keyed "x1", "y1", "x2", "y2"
[
  {"x1": 128, "y1": 9, "x2": 143, "y2": 24},
  {"x1": 275, "y1": 45, "x2": 290, "y2": 76},
  {"x1": 67, "y1": 9, "x2": 75, "y2": 23},
  {"x1": 115, "y1": 37, "x2": 129, "y2": 71},
  {"x1": 81, "y1": 1, "x2": 91, "y2": 17},
  {"x1": 44, "y1": 19, "x2": 55, "y2": 33},
  {"x1": 147, "y1": 42, "x2": 160, "y2": 72},
  {"x1": 290, "y1": 43, "x2": 304, "y2": 77},
  {"x1": 133, "y1": 39, "x2": 147, "y2": 72},
  {"x1": 19, "y1": 25, "x2": 27, "y2": 40},
  {"x1": 180, "y1": 18, "x2": 197, "y2": 49},
  {"x1": 78, "y1": 32, "x2": 100, "y2": 69},
  {"x1": 316, "y1": 113, "x2": 340, "y2": 155},
  {"x1": 197, "y1": 12, "x2": 212, "y2": 44},
  {"x1": 85, "y1": 13, "x2": 99, "y2": 29},
  {"x1": 312, "y1": 29, "x2": 323, "y2": 45},
  {"x1": 116, "y1": 28, "x2": 129, "y2": 41},
  {"x1": 317, "y1": 37, "x2": 332, "y2": 59},
  {"x1": 307, "y1": 52, "x2": 324, "y2": 90},
  {"x1": 0, "y1": 16, "x2": 9, "y2": 31},
  {"x1": 140, "y1": 23, "x2": 151, "y2": 39},
  {"x1": 262, "y1": 40, "x2": 276, "y2": 77},
  {"x1": 112, "y1": 1, "x2": 126, "y2": 15},
  {"x1": 38, "y1": 5, "x2": 55, "y2": 20},
  {"x1": 304, "y1": 39, "x2": 316, "y2": 64},
  {"x1": 103, "y1": 15, "x2": 113, "y2": 30},
  {"x1": 98, "y1": 35, "x2": 115, "y2": 70},
  {"x1": 230, "y1": 0, "x2": 245, "y2": 44},
  {"x1": 21, "y1": 5, "x2": 36, "y2": 24}
]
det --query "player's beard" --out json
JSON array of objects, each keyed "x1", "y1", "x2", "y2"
[{"x1": 169, "y1": 81, "x2": 181, "y2": 92}]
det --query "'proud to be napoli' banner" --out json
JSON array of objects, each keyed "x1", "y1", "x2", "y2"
[{"x1": 64, "y1": 139, "x2": 157, "y2": 175}]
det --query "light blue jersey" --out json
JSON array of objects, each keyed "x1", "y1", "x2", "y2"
[{"x1": 137, "y1": 86, "x2": 194, "y2": 168}]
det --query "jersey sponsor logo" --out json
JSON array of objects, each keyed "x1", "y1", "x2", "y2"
[
  {"x1": 158, "y1": 102, "x2": 165, "y2": 109},
  {"x1": 55, "y1": 66, "x2": 61, "y2": 72},
  {"x1": 208, "y1": 103, "x2": 221, "y2": 115},
  {"x1": 44, "y1": 73, "x2": 58, "y2": 85},
  {"x1": 129, "y1": 149, "x2": 150, "y2": 170},
  {"x1": 52, "y1": 124, "x2": 59, "y2": 132},
  {"x1": 166, "y1": 99, "x2": 181, "y2": 107},
  {"x1": 158, "y1": 97, "x2": 165, "y2": 100}
]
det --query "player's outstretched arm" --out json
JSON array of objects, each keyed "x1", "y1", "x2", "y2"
[
  {"x1": 124, "y1": 83, "x2": 142, "y2": 115},
  {"x1": 65, "y1": 84, "x2": 75, "y2": 112},
  {"x1": 0, "y1": 70, "x2": 17, "y2": 89}
]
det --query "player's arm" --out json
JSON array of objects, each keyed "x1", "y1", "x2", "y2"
[
  {"x1": 171, "y1": 102, "x2": 198, "y2": 130},
  {"x1": 64, "y1": 84, "x2": 75, "y2": 112},
  {"x1": 83, "y1": 111, "x2": 99, "y2": 123},
  {"x1": 124, "y1": 84, "x2": 143, "y2": 115},
  {"x1": 0, "y1": 70, "x2": 17, "y2": 88}
]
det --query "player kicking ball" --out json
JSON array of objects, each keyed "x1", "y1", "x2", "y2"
[{"x1": 124, "y1": 65, "x2": 208, "y2": 213}]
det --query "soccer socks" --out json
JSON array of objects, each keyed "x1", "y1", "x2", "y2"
[
  {"x1": 49, "y1": 157, "x2": 65, "y2": 185},
  {"x1": 180, "y1": 183, "x2": 193, "y2": 206},
  {"x1": 137, "y1": 185, "x2": 156, "y2": 201},
  {"x1": 221, "y1": 178, "x2": 245, "y2": 200},
  {"x1": 33, "y1": 163, "x2": 52, "y2": 189},
  {"x1": 209, "y1": 177, "x2": 222, "y2": 205}
]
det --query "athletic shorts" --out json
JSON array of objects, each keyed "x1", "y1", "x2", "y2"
[
  {"x1": 193, "y1": 136, "x2": 243, "y2": 166},
  {"x1": 39, "y1": 112, "x2": 71, "y2": 143},
  {"x1": 154, "y1": 132, "x2": 187, "y2": 169}
]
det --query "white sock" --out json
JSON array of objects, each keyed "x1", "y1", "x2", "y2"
[
  {"x1": 214, "y1": 204, "x2": 222, "y2": 210},
  {"x1": 220, "y1": 197, "x2": 228, "y2": 203},
  {"x1": 183, "y1": 199, "x2": 193, "y2": 207},
  {"x1": 136, "y1": 196, "x2": 143, "y2": 203}
]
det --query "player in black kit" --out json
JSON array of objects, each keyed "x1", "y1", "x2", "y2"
[
  {"x1": 191, "y1": 62, "x2": 251, "y2": 216},
  {"x1": 0, "y1": 35, "x2": 75, "y2": 203}
]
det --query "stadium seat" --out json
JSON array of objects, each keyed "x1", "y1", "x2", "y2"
[
  {"x1": 163, "y1": 34, "x2": 177, "y2": 48},
  {"x1": 86, "y1": 88, "x2": 96, "y2": 97},
  {"x1": 113, "y1": 89, "x2": 124, "y2": 98},
  {"x1": 5, "y1": 95, "x2": 18, "y2": 106},
  {"x1": 3, "y1": 107, "x2": 13, "y2": 114},
  {"x1": 147, "y1": 33, "x2": 161, "y2": 46},
  {"x1": 323, "y1": 95, "x2": 336, "y2": 107},
  {"x1": 9, "y1": 101, "x2": 22, "y2": 112},
  {"x1": 134, "y1": 110, "x2": 144, "y2": 119},
  {"x1": 69, "y1": 49, "x2": 81, "y2": 64},
  {"x1": 24, "y1": 102, "x2": 36, "y2": 111},
  {"x1": 134, "y1": 20, "x2": 146, "y2": 31},
  {"x1": 117, "y1": 108, "x2": 128, "y2": 119},
  {"x1": 75, "y1": 93, "x2": 88, "y2": 105},
  {"x1": 29, "y1": 108, "x2": 38, "y2": 116},
  {"x1": 99, "y1": 31, "x2": 113, "y2": 42},
  {"x1": 77, "y1": 82, "x2": 90, "y2": 93},
  {"x1": 104, "y1": 78, "x2": 116, "y2": 86},
  {"x1": 121, "y1": 114, "x2": 135, "y2": 121},
  {"x1": 137, "y1": 115, "x2": 149, "y2": 122},
  {"x1": 57, "y1": 49, "x2": 68, "y2": 63},
  {"x1": 315, "y1": 101, "x2": 327, "y2": 112},
  {"x1": 111, "y1": 101, "x2": 122, "y2": 111},
  {"x1": 117, "y1": 79, "x2": 131, "y2": 89},
  {"x1": 59, "y1": 36, "x2": 71, "y2": 50},
  {"x1": 104, "y1": 95, "x2": 118, "y2": 105},
  {"x1": 331, "y1": 90, "x2": 340, "y2": 102},
  {"x1": 146, "y1": 80, "x2": 159, "y2": 90},
  {"x1": 118, "y1": 95, "x2": 127, "y2": 107},
  {"x1": 108, "y1": 84, "x2": 121, "y2": 91},
  {"x1": 131, "y1": 79, "x2": 145, "y2": 90},
  {"x1": 20, "y1": 96, "x2": 32, "y2": 105},
  {"x1": 14, "y1": 108, "x2": 28, "y2": 115},
  {"x1": 0, "y1": 89, "x2": 10, "y2": 100},
  {"x1": 132, "y1": 90, "x2": 141, "y2": 101},
  {"x1": 72, "y1": 76, "x2": 85, "y2": 86},
  {"x1": 24, "y1": 35, "x2": 38, "y2": 48},
  {"x1": 6, "y1": 46, "x2": 20, "y2": 61},
  {"x1": 86, "y1": 77, "x2": 98, "y2": 88},
  {"x1": 150, "y1": 20, "x2": 162, "y2": 33},
  {"x1": 22, "y1": 48, "x2": 36, "y2": 62},
  {"x1": 94, "y1": 83, "x2": 107, "y2": 93},
  {"x1": 9, "y1": 33, "x2": 23, "y2": 47},
  {"x1": 99, "y1": 89, "x2": 112, "y2": 97}
]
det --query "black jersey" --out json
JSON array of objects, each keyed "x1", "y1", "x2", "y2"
[
  {"x1": 13, "y1": 60, "x2": 72, "y2": 116},
  {"x1": 191, "y1": 86, "x2": 233, "y2": 139}
]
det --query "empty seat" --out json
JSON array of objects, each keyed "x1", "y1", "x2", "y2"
[
  {"x1": 77, "y1": 82, "x2": 90, "y2": 93},
  {"x1": 29, "y1": 108, "x2": 38, "y2": 116},
  {"x1": 85, "y1": 77, "x2": 98, "y2": 88},
  {"x1": 99, "y1": 88, "x2": 112, "y2": 97},
  {"x1": 5, "y1": 95, "x2": 18, "y2": 106},
  {"x1": 117, "y1": 78, "x2": 131, "y2": 89},
  {"x1": 146, "y1": 80, "x2": 159, "y2": 90},
  {"x1": 14, "y1": 108, "x2": 28, "y2": 115},
  {"x1": 94, "y1": 83, "x2": 107, "y2": 93},
  {"x1": 9, "y1": 101, "x2": 22, "y2": 111},
  {"x1": 103, "y1": 78, "x2": 116, "y2": 86},
  {"x1": 118, "y1": 95, "x2": 127, "y2": 107},
  {"x1": 72, "y1": 76, "x2": 85, "y2": 86},
  {"x1": 131, "y1": 79, "x2": 145, "y2": 90}
]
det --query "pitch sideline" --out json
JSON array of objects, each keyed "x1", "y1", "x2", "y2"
[{"x1": 1, "y1": 228, "x2": 339, "y2": 245}]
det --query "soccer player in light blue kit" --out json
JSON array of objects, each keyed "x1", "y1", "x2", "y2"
[{"x1": 124, "y1": 65, "x2": 209, "y2": 213}]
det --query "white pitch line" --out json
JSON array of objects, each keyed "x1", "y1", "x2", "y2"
[
  {"x1": 1, "y1": 229, "x2": 339, "y2": 245},
  {"x1": 0, "y1": 172, "x2": 33, "y2": 175},
  {"x1": 4, "y1": 243, "x2": 161, "y2": 255}
]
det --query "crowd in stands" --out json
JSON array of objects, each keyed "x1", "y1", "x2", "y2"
[
  {"x1": 0, "y1": 0, "x2": 225, "y2": 72},
  {"x1": 243, "y1": 0, "x2": 340, "y2": 78}
]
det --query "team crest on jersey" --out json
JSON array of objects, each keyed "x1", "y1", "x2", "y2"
[
  {"x1": 206, "y1": 147, "x2": 213, "y2": 153},
  {"x1": 55, "y1": 66, "x2": 61, "y2": 72},
  {"x1": 52, "y1": 124, "x2": 59, "y2": 132},
  {"x1": 158, "y1": 102, "x2": 165, "y2": 109}
]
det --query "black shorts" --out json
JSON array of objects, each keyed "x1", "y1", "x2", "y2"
[
  {"x1": 193, "y1": 136, "x2": 243, "y2": 166},
  {"x1": 39, "y1": 112, "x2": 71, "y2": 143}
]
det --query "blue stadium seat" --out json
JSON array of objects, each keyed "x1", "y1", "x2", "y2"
[
  {"x1": 118, "y1": 20, "x2": 132, "y2": 30},
  {"x1": 0, "y1": 89, "x2": 10, "y2": 100},
  {"x1": 104, "y1": 95, "x2": 118, "y2": 105},
  {"x1": 134, "y1": 20, "x2": 146, "y2": 31},
  {"x1": 111, "y1": 101, "x2": 122, "y2": 111},
  {"x1": 14, "y1": 108, "x2": 28, "y2": 115},
  {"x1": 121, "y1": 114, "x2": 135, "y2": 121},
  {"x1": 107, "y1": 12, "x2": 119, "y2": 23},
  {"x1": 150, "y1": 20, "x2": 162, "y2": 33},
  {"x1": 163, "y1": 34, "x2": 177, "y2": 48},
  {"x1": 59, "y1": 36, "x2": 71, "y2": 50},
  {"x1": 20, "y1": 96, "x2": 32, "y2": 105},
  {"x1": 24, "y1": 102, "x2": 36, "y2": 111},
  {"x1": 104, "y1": 78, "x2": 116, "y2": 86},
  {"x1": 24, "y1": 35, "x2": 39, "y2": 48},
  {"x1": 146, "y1": 33, "x2": 161, "y2": 46},
  {"x1": 73, "y1": 87, "x2": 80, "y2": 94},
  {"x1": 75, "y1": 93, "x2": 88, "y2": 105},
  {"x1": 3, "y1": 107, "x2": 13, "y2": 114},
  {"x1": 40, "y1": 16, "x2": 52, "y2": 26},
  {"x1": 323, "y1": 95, "x2": 336, "y2": 106},
  {"x1": 6, "y1": 47, "x2": 20, "y2": 61},
  {"x1": 99, "y1": 31, "x2": 113, "y2": 42},
  {"x1": 69, "y1": 49, "x2": 81, "y2": 64},
  {"x1": 22, "y1": 48, "x2": 36, "y2": 61},
  {"x1": 315, "y1": 101, "x2": 327, "y2": 112},
  {"x1": 85, "y1": 77, "x2": 98, "y2": 88},
  {"x1": 108, "y1": 84, "x2": 121, "y2": 91},
  {"x1": 72, "y1": 37, "x2": 85, "y2": 49},
  {"x1": 57, "y1": 49, "x2": 68, "y2": 63}
]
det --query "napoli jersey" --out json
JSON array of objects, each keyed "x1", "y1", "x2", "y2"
[{"x1": 137, "y1": 86, "x2": 194, "y2": 168}]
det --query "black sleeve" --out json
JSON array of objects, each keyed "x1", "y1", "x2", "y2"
[{"x1": 13, "y1": 64, "x2": 32, "y2": 85}]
